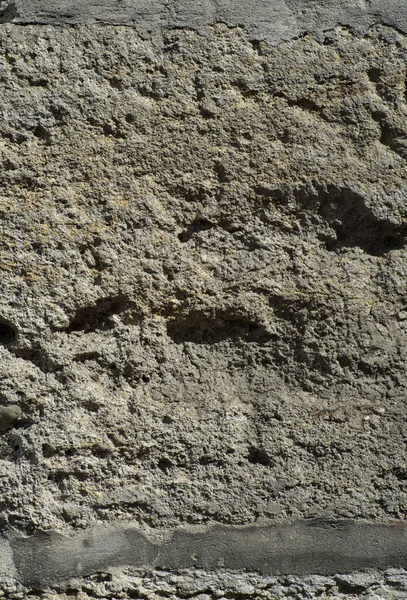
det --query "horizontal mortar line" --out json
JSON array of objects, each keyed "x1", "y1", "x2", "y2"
[
  {"x1": 6, "y1": 520, "x2": 407, "y2": 586},
  {"x1": 1, "y1": 0, "x2": 405, "y2": 45}
]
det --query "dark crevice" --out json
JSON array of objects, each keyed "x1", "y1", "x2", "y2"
[
  {"x1": 390, "y1": 467, "x2": 407, "y2": 481},
  {"x1": 232, "y1": 78, "x2": 260, "y2": 98},
  {"x1": 247, "y1": 445, "x2": 273, "y2": 466},
  {"x1": 102, "y1": 121, "x2": 126, "y2": 139},
  {"x1": 94, "y1": 499, "x2": 150, "y2": 512},
  {"x1": 9, "y1": 346, "x2": 60, "y2": 374},
  {"x1": 287, "y1": 97, "x2": 322, "y2": 114},
  {"x1": 268, "y1": 294, "x2": 312, "y2": 324},
  {"x1": 193, "y1": 73, "x2": 205, "y2": 102},
  {"x1": 48, "y1": 470, "x2": 70, "y2": 484},
  {"x1": 167, "y1": 309, "x2": 271, "y2": 345},
  {"x1": 25, "y1": 76, "x2": 49, "y2": 87},
  {"x1": 250, "y1": 39, "x2": 265, "y2": 55},
  {"x1": 1, "y1": 128, "x2": 28, "y2": 144},
  {"x1": 252, "y1": 184, "x2": 275, "y2": 200},
  {"x1": 170, "y1": 181, "x2": 210, "y2": 204},
  {"x1": 49, "y1": 103, "x2": 70, "y2": 123},
  {"x1": 334, "y1": 579, "x2": 366, "y2": 595},
  {"x1": 289, "y1": 184, "x2": 407, "y2": 255},
  {"x1": 214, "y1": 160, "x2": 229, "y2": 183},
  {"x1": 0, "y1": 1, "x2": 19, "y2": 23},
  {"x1": 109, "y1": 75, "x2": 123, "y2": 90},
  {"x1": 371, "y1": 111, "x2": 407, "y2": 158},
  {"x1": 379, "y1": 123, "x2": 407, "y2": 159},
  {"x1": 0, "y1": 319, "x2": 17, "y2": 346},
  {"x1": 367, "y1": 66, "x2": 382, "y2": 84},
  {"x1": 198, "y1": 455, "x2": 224, "y2": 466},
  {"x1": 157, "y1": 457, "x2": 173, "y2": 473},
  {"x1": 199, "y1": 104, "x2": 216, "y2": 119},
  {"x1": 32, "y1": 124, "x2": 52, "y2": 144},
  {"x1": 65, "y1": 295, "x2": 139, "y2": 333},
  {"x1": 73, "y1": 351, "x2": 101, "y2": 362},
  {"x1": 367, "y1": 66, "x2": 400, "y2": 102},
  {"x1": 178, "y1": 217, "x2": 214, "y2": 243}
]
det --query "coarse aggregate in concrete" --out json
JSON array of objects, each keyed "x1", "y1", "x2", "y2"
[{"x1": 0, "y1": 0, "x2": 407, "y2": 596}]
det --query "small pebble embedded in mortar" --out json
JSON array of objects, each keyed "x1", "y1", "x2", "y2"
[{"x1": 0, "y1": 405, "x2": 22, "y2": 432}]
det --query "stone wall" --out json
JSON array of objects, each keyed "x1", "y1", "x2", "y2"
[{"x1": 0, "y1": 1, "x2": 407, "y2": 597}]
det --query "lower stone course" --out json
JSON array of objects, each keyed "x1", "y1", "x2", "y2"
[{"x1": 2, "y1": 568, "x2": 407, "y2": 600}]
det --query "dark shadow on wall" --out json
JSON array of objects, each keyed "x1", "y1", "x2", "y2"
[
  {"x1": 0, "y1": 1, "x2": 18, "y2": 23},
  {"x1": 287, "y1": 185, "x2": 406, "y2": 255},
  {"x1": 65, "y1": 295, "x2": 140, "y2": 333},
  {"x1": 166, "y1": 309, "x2": 271, "y2": 344},
  {"x1": 0, "y1": 319, "x2": 17, "y2": 346}
]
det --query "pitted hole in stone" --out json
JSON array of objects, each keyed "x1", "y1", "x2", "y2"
[
  {"x1": 74, "y1": 351, "x2": 101, "y2": 363},
  {"x1": 109, "y1": 75, "x2": 123, "y2": 90},
  {"x1": 167, "y1": 310, "x2": 271, "y2": 345},
  {"x1": 9, "y1": 436, "x2": 22, "y2": 457},
  {"x1": 379, "y1": 123, "x2": 407, "y2": 159},
  {"x1": 178, "y1": 217, "x2": 214, "y2": 243},
  {"x1": 42, "y1": 443, "x2": 58, "y2": 458},
  {"x1": 65, "y1": 448, "x2": 78, "y2": 457},
  {"x1": 391, "y1": 467, "x2": 407, "y2": 481},
  {"x1": 367, "y1": 66, "x2": 382, "y2": 84},
  {"x1": 66, "y1": 295, "x2": 139, "y2": 333},
  {"x1": 32, "y1": 124, "x2": 52, "y2": 144},
  {"x1": 157, "y1": 457, "x2": 173, "y2": 473},
  {"x1": 170, "y1": 181, "x2": 210, "y2": 204},
  {"x1": 247, "y1": 445, "x2": 273, "y2": 466},
  {"x1": 0, "y1": 319, "x2": 17, "y2": 346},
  {"x1": 91, "y1": 445, "x2": 110, "y2": 458},
  {"x1": 290, "y1": 184, "x2": 407, "y2": 255}
]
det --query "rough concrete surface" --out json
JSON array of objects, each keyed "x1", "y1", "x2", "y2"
[{"x1": 1, "y1": 0, "x2": 407, "y2": 596}]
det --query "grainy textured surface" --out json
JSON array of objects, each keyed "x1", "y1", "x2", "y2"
[
  {"x1": 0, "y1": 12, "x2": 407, "y2": 598},
  {"x1": 3, "y1": 567, "x2": 407, "y2": 600}
]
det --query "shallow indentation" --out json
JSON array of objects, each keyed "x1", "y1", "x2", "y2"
[
  {"x1": 66, "y1": 295, "x2": 138, "y2": 333},
  {"x1": 379, "y1": 123, "x2": 407, "y2": 159},
  {"x1": 291, "y1": 185, "x2": 406, "y2": 255},
  {"x1": 0, "y1": 320, "x2": 17, "y2": 346},
  {"x1": 247, "y1": 445, "x2": 273, "y2": 466},
  {"x1": 167, "y1": 310, "x2": 271, "y2": 345},
  {"x1": 178, "y1": 217, "x2": 214, "y2": 243}
]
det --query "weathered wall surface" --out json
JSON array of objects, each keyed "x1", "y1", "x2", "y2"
[
  {"x1": 0, "y1": 1, "x2": 407, "y2": 597},
  {"x1": 2, "y1": 0, "x2": 407, "y2": 44}
]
